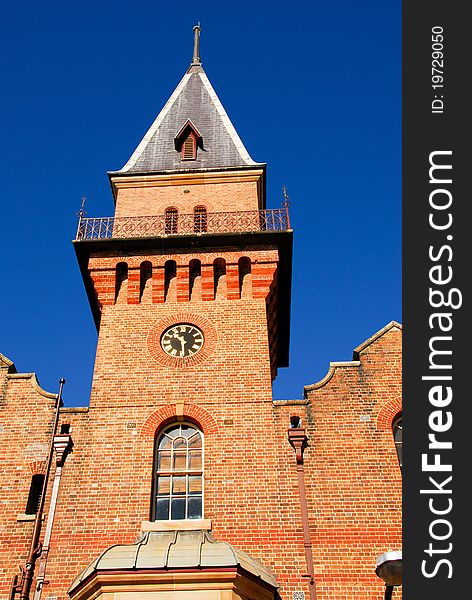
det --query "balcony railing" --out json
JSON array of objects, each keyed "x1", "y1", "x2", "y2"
[{"x1": 75, "y1": 208, "x2": 290, "y2": 241}]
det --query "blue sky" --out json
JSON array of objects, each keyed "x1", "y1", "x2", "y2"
[{"x1": 0, "y1": 1, "x2": 401, "y2": 406}]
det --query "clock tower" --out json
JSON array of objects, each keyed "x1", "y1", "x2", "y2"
[{"x1": 70, "y1": 24, "x2": 294, "y2": 595}]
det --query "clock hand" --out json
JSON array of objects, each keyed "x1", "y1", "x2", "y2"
[{"x1": 173, "y1": 333, "x2": 187, "y2": 355}]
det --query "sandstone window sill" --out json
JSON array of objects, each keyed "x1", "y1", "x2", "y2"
[
  {"x1": 141, "y1": 519, "x2": 212, "y2": 532},
  {"x1": 16, "y1": 514, "x2": 43, "y2": 522}
]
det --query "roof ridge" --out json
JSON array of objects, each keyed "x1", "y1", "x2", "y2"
[{"x1": 353, "y1": 320, "x2": 402, "y2": 358}]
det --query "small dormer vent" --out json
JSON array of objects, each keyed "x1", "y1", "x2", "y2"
[{"x1": 174, "y1": 120, "x2": 203, "y2": 161}]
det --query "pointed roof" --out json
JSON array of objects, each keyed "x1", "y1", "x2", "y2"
[{"x1": 110, "y1": 27, "x2": 262, "y2": 175}]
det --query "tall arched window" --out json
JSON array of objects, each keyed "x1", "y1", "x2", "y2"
[
  {"x1": 165, "y1": 207, "x2": 178, "y2": 234},
  {"x1": 153, "y1": 423, "x2": 203, "y2": 521},
  {"x1": 194, "y1": 206, "x2": 207, "y2": 233},
  {"x1": 392, "y1": 415, "x2": 402, "y2": 468}
]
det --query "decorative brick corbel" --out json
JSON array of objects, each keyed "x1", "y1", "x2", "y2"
[
  {"x1": 288, "y1": 428, "x2": 307, "y2": 464},
  {"x1": 53, "y1": 434, "x2": 73, "y2": 467}
]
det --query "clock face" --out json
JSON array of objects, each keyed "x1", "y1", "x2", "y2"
[{"x1": 160, "y1": 323, "x2": 204, "y2": 358}]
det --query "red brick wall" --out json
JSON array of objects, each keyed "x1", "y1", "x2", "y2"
[
  {"x1": 301, "y1": 324, "x2": 403, "y2": 599},
  {"x1": 1, "y1": 317, "x2": 402, "y2": 600},
  {"x1": 113, "y1": 174, "x2": 262, "y2": 218},
  {"x1": 0, "y1": 373, "x2": 58, "y2": 592}
]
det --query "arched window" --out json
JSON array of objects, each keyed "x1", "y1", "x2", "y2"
[
  {"x1": 165, "y1": 207, "x2": 178, "y2": 235},
  {"x1": 153, "y1": 423, "x2": 203, "y2": 521},
  {"x1": 392, "y1": 415, "x2": 402, "y2": 468},
  {"x1": 194, "y1": 206, "x2": 207, "y2": 233}
]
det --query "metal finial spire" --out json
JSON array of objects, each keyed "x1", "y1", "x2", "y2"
[
  {"x1": 192, "y1": 22, "x2": 201, "y2": 65},
  {"x1": 77, "y1": 195, "x2": 87, "y2": 218},
  {"x1": 282, "y1": 185, "x2": 290, "y2": 206}
]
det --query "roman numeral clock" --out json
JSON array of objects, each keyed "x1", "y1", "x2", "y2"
[{"x1": 160, "y1": 324, "x2": 204, "y2": 358}]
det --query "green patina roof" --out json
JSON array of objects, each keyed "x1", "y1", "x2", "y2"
[{"x1": 68, "y1": 529, "x2": 277, "y2": 594}]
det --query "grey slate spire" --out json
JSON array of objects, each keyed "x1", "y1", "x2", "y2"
[{"x1": 111, "y1": 25, "x2": 262, "y2": 175}]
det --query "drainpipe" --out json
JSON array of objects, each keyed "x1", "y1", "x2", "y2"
[
  {"x1": 14, "y1": 379, "x2": 65, "y2": 600},
  {"x1": 33, "y1": 433, "x2": 73, "y2": 600},
  {"x1": 288, "y1": 417, "x2": 317, "y2": 600}
]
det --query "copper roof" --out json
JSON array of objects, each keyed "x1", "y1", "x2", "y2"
[{"x1": 68, "y1": 529, "x2": 277, "y2": 593}]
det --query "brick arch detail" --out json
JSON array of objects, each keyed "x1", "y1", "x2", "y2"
[
  {"x1": 28, "y1": 460, "x2": 47, "y2": 475},
  {"x1": 376, "y1": 397, "x2": 402, "y2": 431},
  {"x1": 140, "y1": 403, "x2": 219, "y2": 438}
]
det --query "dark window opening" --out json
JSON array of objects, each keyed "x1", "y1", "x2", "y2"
[
  {"x1": 60, "y1": 424, "x2": 70, "y2": 434},
  {"x1": 25, "y1": 474, "x2": 45, "y2": 515}
]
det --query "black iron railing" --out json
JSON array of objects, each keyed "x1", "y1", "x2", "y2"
[{"x1": 75, "y1": 208, "x2": 290, "y2": 240}]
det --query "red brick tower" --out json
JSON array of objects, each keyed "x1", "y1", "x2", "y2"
[{"x1": 68, "y1": 23, "x2": 294, "y2": 599}]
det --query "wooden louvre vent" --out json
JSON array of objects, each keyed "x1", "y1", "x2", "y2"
[{"x1": 182, "y1": 133, "x2": 196, "y2": 160}]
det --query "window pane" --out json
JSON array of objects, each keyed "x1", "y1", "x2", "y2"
[
  {"x1": 157, "y1": 476, "x2": 170, "y2": 495},
  {"x1": 157, "y1": 451, "x2": 171, "y2": 471},
  {"x1": 393, "y1": 417, "x2": 402, "y2": 467},
  {"x1": 171, "y1": 498, "x2": 186, "y2": 520},
  {"x1": 181, "y1": 425, "x2": 196, "y2": 438},
  {"x1": 166, "y1": 426, "x2": 180, "y2": 439},
  {"x1": 173, "y1": 452, "x2": 187, "y2": 471},
  {"x1": 172, "y1": 476, "x2": 186, "y2": 495},
  {"x1": 188, "y1": 497, "x2": 202, "y2": 519},
  {"x1": 158, "y1": 435, "x2": 172, "y2": 450},
  {"x1": 396, "y1": 444, "x2": 403, "y2": 466},
  {"x1": 188, "y1": 451, "x2": 202, "y2": 470},
  {"x1": 173, "y1": 437, "x2": 187, "y2": 450},
  {"x1": 188, "y1": 433, "x2": 202, "y2": 448},
  {"x1": 394, "y1": 420, "x2": 402, "y2": 443},
  {"x1": 155, "y1": 498, "x2": 170, "y2": 520},
  {"x1": 188, "y1": 475, "x2": 202, "y2": 495}
]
